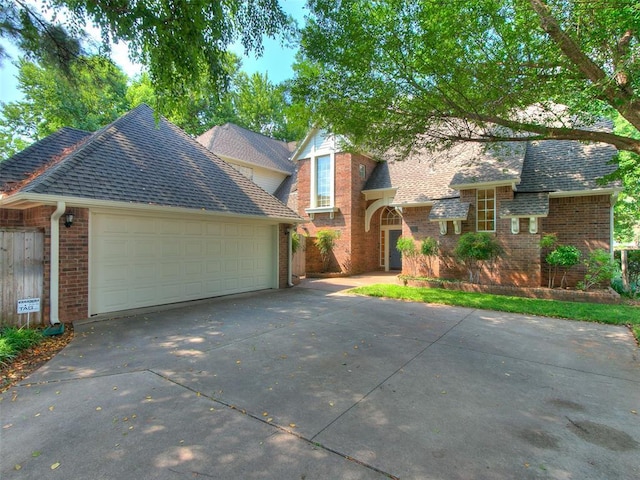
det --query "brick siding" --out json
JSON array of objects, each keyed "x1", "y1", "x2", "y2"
[
  {"x1": 394, "y1": 190, "x2": 611, "y2": 288},
  {"x1": 297, "y1": 152, "x2": 379, "y2": 274},
  {"x1": 540, "y1": 195, "x2": 612, "y2": 287},
  {"x1": 1, "y1": 206, "x2": 90, "y2": 323}
]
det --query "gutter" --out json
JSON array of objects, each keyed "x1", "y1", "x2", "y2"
[
  {"x1": 49, "y1": 201, "x2": 65, "y2": 325},
  {"x1": 287, "y1": 226, "x2": 294, "y2": 287}
]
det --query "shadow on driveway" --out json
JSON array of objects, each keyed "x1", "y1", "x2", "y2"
[{"x1": 1, "y1": 282, "x2": 638, "y2": 479}]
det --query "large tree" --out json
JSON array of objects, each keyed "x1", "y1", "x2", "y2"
[
  {"x1": 296, "y1": 0, "x2": 640, "y2": 157},
  {"x1": 232, "y1": 72, "x2": 309, "y2": 141},
  {"x1": 0, "y1": 0, "x2": 292, "y2": 109},
  {"x1": 0, "y1": 55, "x2": 130, "y2": 158}
]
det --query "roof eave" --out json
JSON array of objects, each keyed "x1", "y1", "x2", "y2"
[
  {"x1": 0, "y1": 193, "x2": 303, "y2": 223},
  {"x1": 290, "y1": 127, "x2": 320, "y2": 161},
  {"x1": 218, "y1": 154, "x2": 293, "y2": 175},
  {"x1": 362, "y1": 187, "x2": 397, "y2": 201},
  {"x1": 548, "y1": 187, "x2": 622, "y2": 198},
  {"x1": 450, "y1": 180, "x2": 519, "y2": 191},
  {"x1": 393, "y1": 201, "x2": 434, "y2": 208}
]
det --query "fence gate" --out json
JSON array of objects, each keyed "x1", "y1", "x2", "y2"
[
  {"x1": 0, "y1": 229, "x2": 44, "y2": 327},
  {"x1": 292, "y1": 235, "x2": 306, "y2": 282}
]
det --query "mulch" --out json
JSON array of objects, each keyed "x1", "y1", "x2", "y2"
[{"x1": 1, "y1": 324, "x2": 74, "y2": 393}]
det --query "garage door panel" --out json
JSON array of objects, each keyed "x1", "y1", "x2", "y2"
[
  {"x1": 99, "y1": 238, "x2": 129, "y2": 258},
  {"x1": 91, "y1": 213, "x2": 275, "y2": 315},
  {"x1": 162, "y1": 239, "x2": 180, "y2": 257},
  {"x1": 185, "y1": 240, "x2": 203, "y2": 256},
  {"x1": 133, "y1": 217, "x2": 157, "y2": 234},
  {"x1": 184, "y1": 262, "x2": 203, "y2": 275}
]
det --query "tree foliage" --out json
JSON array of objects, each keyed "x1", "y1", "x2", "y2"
[
  {"x1": 231, "y1": 72, "x2": 309, "y2": 141},
  {"x1": 1, "y1": 52, "x2": 310, "y2": 159},
  {"x1": 297, "y1": 0, "x2": 640, "y2": 157},
  {"x1": 0, "y1": 55, "x2": 129, "y2": 157},
  {"x1": 0, "y1": 0, "x2": 293, "y2": 110}
]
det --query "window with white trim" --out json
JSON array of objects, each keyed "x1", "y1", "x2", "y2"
[
  {"x1": 477, "y1": 188, "x2": 496, "y2": 232},
  {"x1": 315, "y1": 154, "x2": 331, "y2": 207}
]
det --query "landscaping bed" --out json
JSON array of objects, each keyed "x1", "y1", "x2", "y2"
[
  {"x1": 0, "y1": 324, "x2": 74, "y2": 392},
  {"x1": 400, "y1": 277, "x2": 621, "y2": 304}
]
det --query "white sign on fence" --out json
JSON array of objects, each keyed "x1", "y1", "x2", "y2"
[{"x1": 17, "y1": 298, "x2": 41, "y2": 314}]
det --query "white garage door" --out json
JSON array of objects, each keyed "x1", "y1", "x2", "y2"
[{"x1": 90, "y1": 212, "x2": 276, "y2": 315}]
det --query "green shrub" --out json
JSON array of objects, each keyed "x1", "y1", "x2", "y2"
[
  {"x1": 454, "y1": 232, "x2": 503, "y2": 284},
  {"x1": 578, "y1": 249, "x2": 617, "y2": 290},
  {"x1": 314, "y1": 229, "x2": 341, "y2": 272},
  {"x1": 420, "y1": 237, "x2": 439, "y2": 277},
  {"x1": 0, "y1": 327, "x2": 43, "y2": 366},
  {"x1": 396, "y1": 236, "x2": 419, "y2": 276},
  {"x1": 546, "y1": 245, "x2": 581, "y2": 288}
]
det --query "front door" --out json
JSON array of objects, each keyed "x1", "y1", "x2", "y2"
[{"x1": 388, "y1": 229, "x2": 402, "y2": 270}]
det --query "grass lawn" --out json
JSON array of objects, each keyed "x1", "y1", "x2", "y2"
[{"x1": 349, "y1": 284, "x2": 640, "y2": 342}]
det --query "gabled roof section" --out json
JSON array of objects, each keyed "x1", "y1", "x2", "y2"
[
  {"x1": 499, "y1": 192, "x2": 550, "y2": 218},
  {"x1": 196, "y1": 123, "x2": 295, "y2": 174},
  {"x1": 0, "y1": 127, "x2": 91, "y2": 188},
  {"x1": 364, "y1": 142, "x2": 507, "y2": 204},
  {"x1": 428, "y1": 199, "x2": 471, "y2": 221},
  {"x1": 449, "y1": 142, "x2": 526, "y2": 188},
  {"x1": 517, "y1": 139, "x2": 620, "y2": 193},
  {"x1": 2, "y1": 105, "x2": 300, "y2": 221}
]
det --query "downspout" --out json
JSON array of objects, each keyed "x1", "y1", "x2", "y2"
[
  {"x1": 49, "y1": 201, "x2": 65, "y2": 325},
  {"x1": 287, "y1": 226, "x2": 294, "y2": 287}
]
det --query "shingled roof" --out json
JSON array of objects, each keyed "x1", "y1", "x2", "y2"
[
  {"x1": 196, "y1": 123, "x2": 295, "y2": 174},
  {"x1": 364, "y1": 135, "x2": 619, "y2": 207},
  {"x1": 0, "y1": 105, "x2": 300, "y2": 221},
  {"x1": 517, "y1": 139, "x2": 618, "y2": 193},
  {"x1": 364, "y1": 142, "x2": 492, "y2": 204},
  {"x1": 0, "y1": 127, "x2": 91, "y2": 188}
]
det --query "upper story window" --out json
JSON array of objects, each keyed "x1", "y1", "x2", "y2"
[
  {"x1": 315, "y1": 154, "x2": 331, "y2": 207},
  {"x1": 477, "y1": 188, "x2": 496, "y2": 232},
  {"x1": 308, "y1": 153, "x2": 335, "y2": 210}
]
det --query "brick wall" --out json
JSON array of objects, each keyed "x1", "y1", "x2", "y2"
[
  {"x1": 398, "y1": 191, "x2": 612, "y2": 288},
  {"x1": 541, "y1": 195, "x2": 612, "y2": 287},
  {"x1": 278, "y1": 223, "x2": 294, "y2": 288},
  {"x1": 400, "y1": 187, "x2": 544, "y2": 287},
  {"x1": 297, "y1": 152, "x2": 379, "y2": 274},
  {"x1": 0, "y1": 205, "x2": 90, "y2": 322},
  {"x1": 57, "y1": 207, "x2": 89, "y2": 321}
]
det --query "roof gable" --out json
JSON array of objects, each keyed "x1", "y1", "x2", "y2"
[
  {"x1": 2, "y1": 105, "x2": 299, "y2": 221},
  {"x1": 196, "y1": 123, "x2": 295, "y2": 174}
]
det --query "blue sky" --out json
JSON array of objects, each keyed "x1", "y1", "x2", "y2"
[{"x1": 0, "y1": 1, "x2": 307, "y2": 105}]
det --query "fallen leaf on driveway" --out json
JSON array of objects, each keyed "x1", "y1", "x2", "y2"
[{"x1": 51, "y1": 462, "x2": 60, "y2": 470}]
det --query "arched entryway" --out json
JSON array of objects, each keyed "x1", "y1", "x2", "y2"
[{"x1": 380, "y1": 207, "x2": 402, "y2": 271}]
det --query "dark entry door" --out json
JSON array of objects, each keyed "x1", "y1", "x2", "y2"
[{"x1": 389, "y1": 230, "x2": 402, "y2": 270}]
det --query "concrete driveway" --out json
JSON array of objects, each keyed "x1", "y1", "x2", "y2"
[{"x1": 1, "y1": 280, "x2": 639, "y2": 479}]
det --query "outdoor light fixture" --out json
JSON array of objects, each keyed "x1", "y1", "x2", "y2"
[{"x1": 64, "y1": 212, "x2": 74, "y2": 228}]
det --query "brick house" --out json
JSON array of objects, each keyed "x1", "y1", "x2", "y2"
[
  {"x1": 287, "y1": 128, "x2": 621, "y2": 287},
  {"x1": 0, "y1": 105, "x2": 300, "y2": 324}
]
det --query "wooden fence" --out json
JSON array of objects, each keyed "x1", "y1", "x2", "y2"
[
  {"x1": 0, "y1": 229, "x2": 44, "y2": 327},
  {"x1": 292, "y1": 236, "x2": 306, "y2": 282}
]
